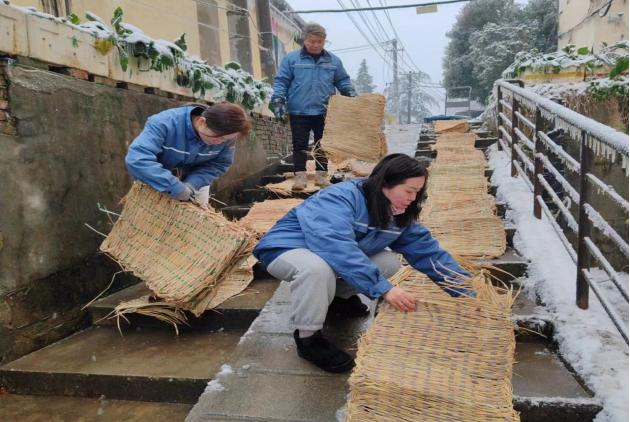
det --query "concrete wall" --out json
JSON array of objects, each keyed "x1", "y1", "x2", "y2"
[
  {"x1": 0, "y1": 59, "x2": 291, "y2": 363},
  {"x1": 558, "y1": 0, "x2": 629, "y2": 52}
]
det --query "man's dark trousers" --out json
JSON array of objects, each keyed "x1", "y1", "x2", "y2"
[{"x1": 289, "y1": 114, "x2": 327, "y2": 172}]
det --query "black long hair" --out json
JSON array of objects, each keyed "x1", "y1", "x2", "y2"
[{"x1": 362, "y1": 154, "x2": 429, "y2": 229}]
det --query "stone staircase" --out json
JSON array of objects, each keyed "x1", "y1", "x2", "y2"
[{"x1": 0, "y1": 126, "x2": 602, "y2": 421}]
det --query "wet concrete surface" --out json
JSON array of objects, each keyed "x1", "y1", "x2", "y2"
[{"x1": 0, "y1": 393, "x2": 191, "y2": 422}]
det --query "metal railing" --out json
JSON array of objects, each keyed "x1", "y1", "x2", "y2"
[{"x1": 496, "y1": 79, "x2": 629, "y2": 343}]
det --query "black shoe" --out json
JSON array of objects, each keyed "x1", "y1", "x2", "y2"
[
  {"x1": 294, "y1": 330, "x2": 355, "y2": 373},
  {"x1": 328, "y1": 295, "x2": 370, "y2": 317}
]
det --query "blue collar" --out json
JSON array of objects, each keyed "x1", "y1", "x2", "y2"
[
  {"x1": 300, "y1": 47, "x2": 332, "y2": 63},
  {"x1": 185, "y1": 106, "x2": 207, "y2": 145}
]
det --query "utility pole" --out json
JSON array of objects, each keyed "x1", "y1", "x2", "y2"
[
  {"x1": 407, "y1": 71, "x2": 413, "y2": 124},
  {"x1": 391, "y1": 39, "x2": 399, "y2": 123},
  {"x1": 255, "y1": 0, "x2": 276, "y2": 80}
]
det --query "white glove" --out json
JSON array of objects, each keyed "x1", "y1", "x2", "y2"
[
  {"x1": 174, "y1": 183, "x2": 194, "y2": 201},
  {"x1": 192, "y1": 185, "x2": 210, "y2": 209}
]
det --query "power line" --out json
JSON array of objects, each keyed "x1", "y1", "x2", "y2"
[
  {"x1": 336, "y1": 0, "x2": 393, "y2": 69},
  {"x1": 291, "y1": 0, "x2": 471, "y2": 14}
]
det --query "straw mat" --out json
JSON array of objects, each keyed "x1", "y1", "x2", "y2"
[
  {"x1": 433, "y1": 119, "x2": 470, "y2": 134},
  {"x1": 434, "y1": 132, "x2": 477, "y2": 148},
  {"x1": 335, "y1": 159, "x2": 377, "y2": 177},
  {"x1": 100, "y1": 182, "x2": 256, "y2": 316},
  {"x1": 108, "y1": 255, "x2": 256, "y2": 331},
  {"x1": 265, "y1": 176, "x2": 321, "y2": 197},
  {"x1": 435, "y1": 148, "x2": 486, "y2": 164},
  {"x1": 240, "y1": 198, "x2": 303, "y2": 234},
  {"x1": 346, "y1": 269, "x2": 519, "y2": 422},
  {"x1": 321, "y1": 94, "x2": 387, "y2": 162},
  {"x1": 427, "y1": 174, "x2": 488, "y2": 194},
  {"x1": 424, "y1": 216, "x2": 506, "y2": 258},
  {"x1": 422, "y1": 193, "x2": 496, "y2": 219}
]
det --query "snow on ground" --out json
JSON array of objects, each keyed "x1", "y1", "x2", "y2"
[
  {"x1": 488, "y1": 145, "x2": 629, "y2": 422},
  {"x1": 384, "y1": 124, "x2": 424, "y2": 156}
]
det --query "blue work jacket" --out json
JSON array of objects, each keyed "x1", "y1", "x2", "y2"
[
  {"x1": 272, "y1": 48, "x2": 354, "y2": 116},
  {"x1": 253, "y1": 179, "x2": 469, "y2": 299},
  {"x1": 125, "y1": 106, "x2": 235, "y2": 198}
]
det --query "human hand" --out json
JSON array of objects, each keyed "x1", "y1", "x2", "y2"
[
  {"x1": 270, "y1": 97, "x2": 287, "y2": 121},
  {"x1": 383, "y1": 286, "x2": 417, "y2": 312},
  {"x1": 341, "y1": 88, "x2": 358, "y2": 97},
  {"x1": 174, "y1": 183, "x2": 195, "y2": 201}
]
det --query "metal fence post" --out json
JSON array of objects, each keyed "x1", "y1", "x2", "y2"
[
  {"x1": 533, "y1": 108, "x2": 543, "y2": 219},
  {"x1": 496, "y1": 86, "x2": 503, "y2": 151},
  {"x1": 510, "y1": 95, "x2": 519, "y2": 177},
  {"x1": 576, "y1": 130, "x2": 594, "y2": 309}
]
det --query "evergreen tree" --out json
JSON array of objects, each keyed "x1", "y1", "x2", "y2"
[
  {"x1": 442, "y1": 0, "x2": 558, "y2": 102},
  {"x1": 385, "y1": 71, "x2": 438, "y2": 123},
  {"x1": 354, "y1": 59, "x2": 376, "y2": 94}
]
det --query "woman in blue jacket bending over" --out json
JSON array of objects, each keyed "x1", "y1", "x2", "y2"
[
  {"x1": 125, "y1": 102, "x2": 251, "y2": 206},
  {"x1": 253, "y1": 154, "x2": 473, "y2": 373}
]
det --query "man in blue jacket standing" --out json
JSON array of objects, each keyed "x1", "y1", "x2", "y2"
[
  {"x1": 125, "y1": 102, "x2": 251, "y2": 207},
  {"x1": 270, "y1": 22, "x2": 357, "y2": 191}
]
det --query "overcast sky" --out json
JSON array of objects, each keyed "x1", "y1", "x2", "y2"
[{"x1": 284, "y1": 0, "x2": 470, "y2": 111}]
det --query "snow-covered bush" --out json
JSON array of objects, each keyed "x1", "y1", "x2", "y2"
[{"x1": 9, "y1": 3, "x2": 271, "y2": 110}]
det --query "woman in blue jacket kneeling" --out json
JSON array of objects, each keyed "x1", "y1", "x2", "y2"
[
  {"x1": 253, "y1": 153, "x2": 473, "y2": 373},
  {"x1": 126, "y1": 102, "x2": 251, "y2": 207}
]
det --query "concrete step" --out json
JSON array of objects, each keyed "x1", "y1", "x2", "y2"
[
  {"x1": 185, "y1": 282, "x2": 600, "y2": 422},
  {"x1": 478, "y1": 247, "x2": 529, "y2": 283},
  {"x1": 87, "y1": 278, "x2": 279, "y2": 331},
  {"x1": 0, "y1": 325, "x2": 245, "y2": 404},
  {"x1": 513, "y1": 341, "x2": 602, "y2": 422},
  {"x1": 185, "y1": 281, "x2": 369, "y2": 422},
  {"x1": 475, "y1": 137, "x2": 498, "y2": 150},
  {"x1": 0, "y1": 394, "x2": 192, "y2": 422},
  {"x1": 220, "y1": 204, "x2": 252, "y2": 221}
]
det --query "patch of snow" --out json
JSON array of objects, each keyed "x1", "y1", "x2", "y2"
[
  {"x1": 489, "y1": 145, "x2": 629, "y2": 422},
  {"x1": 204, "y1": 364, "x2": 234, "y2": 393}
]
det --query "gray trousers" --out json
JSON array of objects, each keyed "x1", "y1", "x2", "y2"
[{"x1": 266, "y1": 249, "x2": 401, "y2": 331}]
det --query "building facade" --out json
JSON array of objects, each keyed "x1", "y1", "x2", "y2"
[{"x1": 558, "y1": 0, "x2": 628, "y2": 52}]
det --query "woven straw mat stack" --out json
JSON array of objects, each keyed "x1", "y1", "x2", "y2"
[
  {"x1": 345, "y1": 267, "x2": 519, "y2": 422},
  {"x1": 241, "y1": 198, "x2": 303, "y2": 235},
  {"x1": 422, "y1": 131, "x2": 506, "y2": 258},
  {"x1": 345, "y1": 124, "x2": 518, "y2": 421},
  {"x1": 100, "y1": 182, "x2": 256, "y2": 317},
  {"x1": 320, "y1": 94, "x2": 388, "y2": 163}
]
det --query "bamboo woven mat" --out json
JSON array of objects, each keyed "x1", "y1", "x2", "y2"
[
  {"x1": 346, "y1": 269, "x2": 519, "y2": 422},
  {"x1": 335, "y1": 159, "x2": 377, "y2": 177},
  {"x1": 265, "y1": 175, "x2": 321, "y2": 197},
  {"x1": 240, "y1": 198, "x2": 303, "y2": 234},
  {"x1": 433, "y1": 132, "x2": 477, "y2": 148},
  {"x1": 424, "y1": 216, "x2": 506, "y2": 259},
  {"x1": 433, "y1": 119, "x2": 470, "y2": 134},
  {"x1": 422, "y1": 193, "x2": 497, "y2": 219},
  {"x1": 427, "y1": 174, "x2": 489, "y2": 195},
  {"x1": 321, "y1": 94, "x2": 388, "y2": 162},
  {"x1": 100, "y1": 182, "x2": 256, "y2": 316}
]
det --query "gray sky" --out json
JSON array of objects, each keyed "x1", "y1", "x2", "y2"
[{"x1": 285, "y1": 0, "x2": 468, "y2": 100}]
